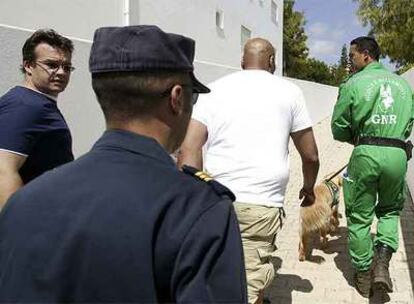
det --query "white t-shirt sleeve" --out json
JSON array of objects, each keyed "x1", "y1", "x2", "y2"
[
  {"x1": 191, "y1": 94, "x2": 212, "y2": 127},
  {"x1": 291, "y1": 87, "x2": 312, "y2": 132}
]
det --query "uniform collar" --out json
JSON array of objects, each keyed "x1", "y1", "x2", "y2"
[
  {"x1": 93, "y1": 129, "x2": 175, "y2": 167},
  {"x1": 360, "y1": 61, "x2": 384, "y2": 72}
]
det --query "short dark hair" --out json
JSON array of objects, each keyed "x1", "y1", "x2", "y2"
[
  {"x1": 21, "y1": 29, "x2": 74, "y2": 73},
  {"x1": 92, "y1": 71, "x2": 190, "y2": 122},
  {"x1": 350, "y1": 36, "x2": 381, "y2": 61}
]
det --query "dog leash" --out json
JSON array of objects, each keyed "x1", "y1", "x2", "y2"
[
  {"x1": 325, "y1": 163, "x2": 348, "y2": 182},
  {"x1": 323, "y1": 180, "x2": 340, "y2": 207}
]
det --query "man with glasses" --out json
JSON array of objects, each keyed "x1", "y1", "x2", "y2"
[
  {"x1": 0, "y1": 29, "x2": 74, "y2": 208},
  {"x1": 0, "y1": 25, "x2": 247, "y2": 303}
]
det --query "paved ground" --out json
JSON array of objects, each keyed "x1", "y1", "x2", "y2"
[
  {"x1": 265, "y1": 117, "x2": 414, "y2": 303},
  {"x1": 266, "y1": 193, "x2": 414, "y2": 304}
]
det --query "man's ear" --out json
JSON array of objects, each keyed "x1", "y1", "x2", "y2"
[
  {"x1": 169, "y1": 85, "x2": 185, "y2": 115},
  {"x1": 269, "y1": 54, "x2": 276, "y2": 73},
  {"x1": 363, "y1": 50, "x2": 371, "y2": 62},
  {"x1": 23, "y1": 61, "x2": 33, "y2": 75}
]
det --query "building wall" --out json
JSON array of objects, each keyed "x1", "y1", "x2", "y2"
[
  {"x1": 0, "y1": 0, "x2": 125, "y2": 40},
  {"x1": 402, "y1": 68, "x2": 414, "y2": 197},
  {"x1": 402, "y1": 68, "x2": 414, "y2": 86},
  {"x1": 133, "y1": 0, "x2": 284, "y2": 76},
  {"x1": 287, "y1": 77, "x2": 338, "y2": 124},
  {"x1": 0, "y1": 0, "x2": 283, "y2": 157},
  {"x1": 0, "y1": 0, "x2": 283, "y2": 76}
]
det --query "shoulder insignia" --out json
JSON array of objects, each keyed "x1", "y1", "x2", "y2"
[{"x1": 182, "y1": 165, "x2": 236, "y2": 201}]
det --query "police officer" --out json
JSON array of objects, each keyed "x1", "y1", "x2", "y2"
[
  {"x1": 0, "y1": 25, "x2": 247, "y2": 303},
  {"x1": 331, "y1": 36, "x2": 414, "y2": 298}
]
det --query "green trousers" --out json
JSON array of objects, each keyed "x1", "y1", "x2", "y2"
[{"x1": 343, "y1": 145, "x2": 407, "y2": 271}]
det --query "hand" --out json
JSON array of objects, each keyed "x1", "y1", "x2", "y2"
[{"x1": 299, "y1": 187, "x2": 315, "y2": 207}]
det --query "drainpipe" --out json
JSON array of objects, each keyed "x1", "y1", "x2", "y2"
[{"x1": 123, "y1": 0, "x2": 130, "y2": 26}]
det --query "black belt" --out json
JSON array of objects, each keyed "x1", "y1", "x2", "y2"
[
  {"x1": 356, "y1": 136, "x2": 413, "y2": 160},
  {"x1": 357, "y1": 136, "x2": 406, "y2": 150}
]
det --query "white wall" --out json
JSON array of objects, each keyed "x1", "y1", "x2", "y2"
[
  {"x1": 0, "y1": 0, "x2": 124, "y2": 40},
  {"x1": 194, "y1": 60, "x2": 240, "y2": 84},
  {"x1": 402, "y1": 68, "x2": 414, "y2": 86},
  {"x1": 134, "y1": 0, "x2": 284, "y2": 76},
  {"x1": 0, "y1": 0, "x2": 284, "y2": 78},
  {"x1": 402, "y1": 68, "x2": 414, "y2": 196},
  {"x1": 0, "y1": 0, "x2": 284, "y2": 76},
  {"x1": 287, "y1": 77, "x2": 338, "y2": 124}
]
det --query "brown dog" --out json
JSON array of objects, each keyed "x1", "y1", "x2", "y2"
[{"x1": 298, "y1": 176, "x2": 342, "y2": 261}]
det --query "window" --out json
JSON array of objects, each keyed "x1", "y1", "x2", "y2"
[
  {"x1": 271, "y1": 0, "x2": 278, "y2": 25},
  {"x1": 216, "y1": 9, "x2": 224, "y2": 30},
  {"x1": 240, "y1": 25, "x2": 251, "y2": 49}
]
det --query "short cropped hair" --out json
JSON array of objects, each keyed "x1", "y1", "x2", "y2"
[
  {"x1": 91, "y1": 71, "x2": 190, "y2": 122},
  {"x1": 21, "y1": 29, "x2": 74, "y2": 73},
  {"x1": 350, "y1": 36, "x2": 381, "y2": 61}
]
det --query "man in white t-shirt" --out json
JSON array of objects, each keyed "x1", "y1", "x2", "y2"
[{"x1": 178, "y1": 38, "x2": 319, "y2": 304}]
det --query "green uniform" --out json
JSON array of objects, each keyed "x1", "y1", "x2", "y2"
[{"x1": 331, "y1": 62, "x2": 414, "y2": 271}]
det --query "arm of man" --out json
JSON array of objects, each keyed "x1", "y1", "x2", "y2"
[
  {"x1": 331, "y1": 83, "x2": 354, "y2": 143},
  {"x1": 0, "y1": 151, "x2": 26, "y2": 209},
  {"x1": 177, "y1": 119, "x2": 208, "y2": 170},
  {"x1": 172, "y1": 200, "x2": 247, "y2": 303},
  {"x1": 291, "y1": 127, "x2": 320, "y2": 205}
]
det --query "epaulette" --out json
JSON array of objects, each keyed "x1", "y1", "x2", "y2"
[{"x1": 182, "y1": 165, "x2": 236, "y2": 201}]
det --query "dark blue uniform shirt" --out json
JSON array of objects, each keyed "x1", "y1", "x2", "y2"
[
  {"x1": 0, "y1": 86, "x2": 73, "y2": 183},
  {"x1": 0, "y1": 130, "x2": 247, "y2": 303}
]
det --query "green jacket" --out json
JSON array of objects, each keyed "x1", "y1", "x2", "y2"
[{"x1": 331, "y1": 62, "x2": 414, "y2": 143}]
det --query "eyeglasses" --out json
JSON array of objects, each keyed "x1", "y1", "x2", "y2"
[
  {"x1": 161, "y1": 84, "x2": 199, "y2": 105},
  {"x1": 35, "y1": 60, "x2": 75, "y2": 73}
]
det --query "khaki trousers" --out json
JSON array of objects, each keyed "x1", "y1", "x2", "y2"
[{"x1": 234, "y1": 202, "x2": 284, "y2": 304}]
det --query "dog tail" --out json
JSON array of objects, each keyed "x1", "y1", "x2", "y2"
[{"x1": 300, "y1": 202, "x2": 332, "y2": 234}]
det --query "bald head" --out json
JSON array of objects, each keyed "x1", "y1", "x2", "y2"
[{"x1": 242, "y1": 38, "x2": 276, "y2": 73}]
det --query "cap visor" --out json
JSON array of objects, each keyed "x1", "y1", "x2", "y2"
[{"x1": 190, "y1": 73, "x2": 210, "y2": 93}]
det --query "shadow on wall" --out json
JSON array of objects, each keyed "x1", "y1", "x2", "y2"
[{"x1": 400, "y1": 193, "x2": 414, "y2": 298}]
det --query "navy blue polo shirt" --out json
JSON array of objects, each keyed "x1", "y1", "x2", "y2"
[
  {"x1": 0, "y1": 130, "x2": 247, "y2": 302},
  {"x1": 0, "y1": 86, "x2": 73, "y2": 183}
]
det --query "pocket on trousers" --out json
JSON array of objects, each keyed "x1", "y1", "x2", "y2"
[
  {"x1": 257, "y1": 247, "x2": 276, "y2": 289},
  {"x1": 343, "y1": 176, "x2": 355, "y2": 217}
]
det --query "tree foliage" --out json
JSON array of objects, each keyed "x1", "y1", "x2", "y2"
[
  {"x1": 283, "y1": 1, "x2": 349, "y2": 86},
  {"x1": 299, "y1": 58, "x2": 334, "y2": 85},
  {"x1": 332, "y1": 44, "x2": 349, "y2": 85},
  {"x1": 283, "y1": 0, "x2": 308, "y2": 77},
  {"x1": 354, "y1": 0, "x2": 414, "y2": 68},
  {"x1": 339, "y1": 44, "x2": 349, "y2": 69}
]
